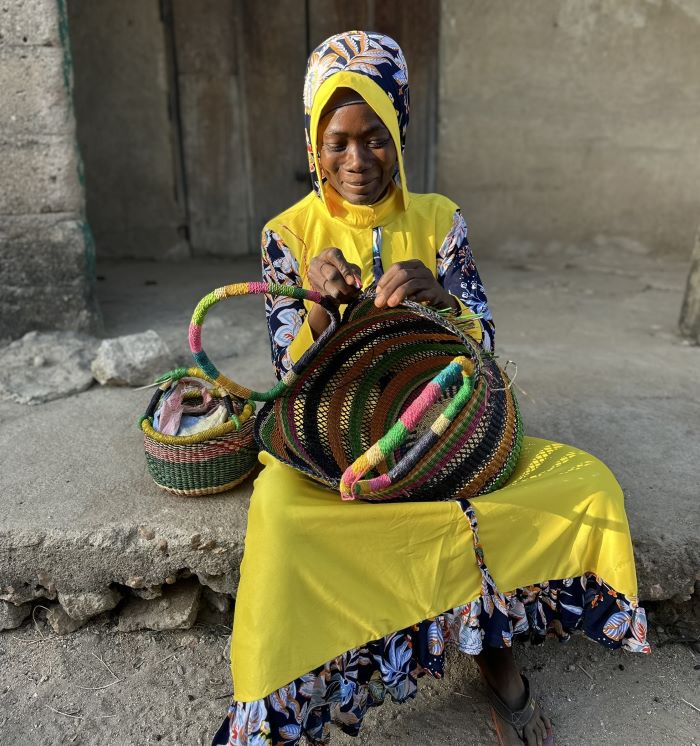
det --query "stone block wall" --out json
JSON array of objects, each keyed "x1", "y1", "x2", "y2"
[
  {"x1": 438, "y1": 0, "x2": 700, "y2": 258},
  {"x1": 0, "y1": 0, "x2": 99, "y2": 340}
]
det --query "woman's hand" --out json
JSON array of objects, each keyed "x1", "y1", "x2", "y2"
[
  {"x1": 308, "y1": 247, "x2": 362, "y2": 303},
  {"x1": 307, "y1": 248, "x2": 362, "y2": 339},
  {"x1": 375, "y1": 260, "x2": 459, "y2": 311}
]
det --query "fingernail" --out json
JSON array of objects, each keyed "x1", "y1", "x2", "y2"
[{"x1": 354, "y1": 276, "x2": 362, "y2": 289}]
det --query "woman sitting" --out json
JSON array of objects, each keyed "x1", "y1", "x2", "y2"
[{"x1": 212, "y1": 31, "x2": 649, "y2": 746}]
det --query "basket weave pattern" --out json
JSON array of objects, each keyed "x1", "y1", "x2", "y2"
[
  {"x1": 254, "y1": 295, "x2": 523, "y2": 502},
  {"x1": 140, "y1": 368, "x2": 258, "y2": 497}
]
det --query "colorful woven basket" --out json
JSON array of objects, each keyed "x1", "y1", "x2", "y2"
[
  {"x1": 188, "y1": 282, "x2": 523, "y2": 503},
  {"x1": 140, "y1": 367, "x2": 258, "y2": 496}
]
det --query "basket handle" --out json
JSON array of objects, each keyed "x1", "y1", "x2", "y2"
[
  {"x1": 339, "y1": 355, "x2": 476, "y2": 500},
  {"x1": 189, "y1": 282, "x2": 338, "y2": 402}
]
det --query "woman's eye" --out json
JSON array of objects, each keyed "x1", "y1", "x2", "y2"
[
  {"x1": 323, "y1": 143, "x2": 345, "y2": 152},
  {"x1": 368, "y1": 139, "x2": 390, "y2": 149}
]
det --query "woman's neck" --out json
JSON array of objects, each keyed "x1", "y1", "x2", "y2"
[{"x1": 323, "y1": 182, "x2": 402, "y2": 229}]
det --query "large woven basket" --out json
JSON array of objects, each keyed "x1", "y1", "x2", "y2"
[
  {"x1": 188, "y1": 282, "x2": 523, "y2": 503},
  {"x1": 140, "y1": 367, "x2": 258, "y2": 496}
]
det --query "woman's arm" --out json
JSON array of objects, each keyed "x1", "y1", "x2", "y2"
[
  {"x1": 436, "y1": 211, "x2": 495, "y2": 351},
  {"x1": 262, "y1": 233, "x2": 362, "y2": 377},
  {"x1": 262, "y1": 230, "x2": 307, "y2": 379}
]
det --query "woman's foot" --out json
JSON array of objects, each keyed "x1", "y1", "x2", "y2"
[{"x1": 475, "y1": 646, "x2": 553, "y2": 746}]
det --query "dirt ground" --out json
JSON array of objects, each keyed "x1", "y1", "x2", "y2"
[{"x1": 0, "y1": 616, "x2": 697, "y2": 746}]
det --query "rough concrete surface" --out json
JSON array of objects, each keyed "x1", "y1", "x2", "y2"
[
  {"x1": 46, "y1": 604, "x2": 86, "y2": 635},
  {"x1": 0, "y1": 134, "x2": 82, "y2": 215},
  {"x1": 0, "y1": 251, "x2": 698, "y2": 742},
  {"x1": 0, "y1": 600, "x2": 30, "y2": 631},
  {"x1": 0, "y1": 0, "x2": 63, "y2": 47},
  {"x1": 0, "y1": 331, "x2": 97, "y2": 404},
  {"x1": 0, "y1": 215, "x2": 101, "y2": 338},
  {"x1": 0, "y1": 46, "x2": 73, "y2": 135},
  {"x1": 58, "y1": 588, "x2": 122, "y2": 621},
  {"x1": 117, "y1": 579, "x2": 201, "y2": 633}
]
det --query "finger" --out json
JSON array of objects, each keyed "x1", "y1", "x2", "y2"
[
  {"x1": 307, "y1": 257, "x2": 332, "y2": 293},
  {"x1": 320, "y1": 262, "x2": 346, "y2": 284},
  {"x1": 375, "y1": 260, "x2": 424, "y2": 292},
  {"x1": 321, "y1": 277, "x2": 350, "y2": 301},
  {"x1": 387, "y1": 278, "x2": 433, "y2": 307},
  {"x1": 347, "y1": 263, "x2": 363, "y2": 288},
  {"x1": 325, "y1": 248, "x2": 358, "y2": 285},
  {"x1": 374, "y1": 267, "x2": 413, "y2": 306},
  {"x1": 317, "y1": 267, "x2": 361, "y2": 302},
  {"x1": 527, "y1": 724, "x2": 541, "y2": 746},
  {"x1": 401, "y1": 286, "x2": 447, "y2": 306}
]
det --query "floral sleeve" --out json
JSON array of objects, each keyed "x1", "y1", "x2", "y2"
[
  {"x1": 436, "y1": 211, "x2": 495, "y2": 351},
  {"x1": 262, "y1": 230, "x2": 307, "y2": 379}
]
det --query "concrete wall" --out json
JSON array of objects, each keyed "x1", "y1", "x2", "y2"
[
  {"x1": 0, "y1": 0, "x2": 99, "y2": 340},
  {"x1": 67, "y1": 0, "x2": 188, "y2": 259},
  {"x1": 438, "y1": 0, "x2": 700, "y2": 258}
]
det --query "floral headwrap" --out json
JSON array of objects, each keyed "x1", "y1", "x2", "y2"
[{"x1": 303, "y1": 31, "x2": 410, "y2": 209}]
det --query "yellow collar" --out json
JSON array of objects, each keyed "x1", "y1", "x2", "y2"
[{"x1": 322, "y1": 183, "x2": 403, "y2": 229}]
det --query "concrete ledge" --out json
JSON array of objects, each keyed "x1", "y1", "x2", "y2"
[
  {"x1": 0, "y1": 252, "x2": 697, "y2": 630},
  {"x1": 0, "y1": 385, "x2": 251, "y2": 632}
]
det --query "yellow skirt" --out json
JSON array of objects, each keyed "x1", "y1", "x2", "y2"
[{"x1": 231, "y1": 436, "x2": 640, "y2": 702}]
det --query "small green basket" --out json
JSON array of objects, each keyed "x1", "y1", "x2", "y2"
[{"x1": 140, "y1": 367, "x2": 258, "y2": 496}]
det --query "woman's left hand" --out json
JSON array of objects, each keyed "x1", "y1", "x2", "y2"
[{"x1": 374, "y1": 260, "x2": 459, "y2": 311}]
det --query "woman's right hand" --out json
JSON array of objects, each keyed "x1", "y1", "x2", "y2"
[
  {"x1": 307, "y1": 248, "x2": 362, "y2": 339},
  {"x1": 308, "y1": 248, "x2": 362, "y2": 304}
]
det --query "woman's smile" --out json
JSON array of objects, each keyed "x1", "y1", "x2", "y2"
[
  {"x1": 343, "y1": 177, "x2": 378, "y2": 189},
  {"x1": 317, "y1": 89, "x2": 398, "y2": 206}
]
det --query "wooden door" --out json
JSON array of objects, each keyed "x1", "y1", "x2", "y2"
[{"x1": 168, "y1": 0, "x2": 439, "y2": 256}]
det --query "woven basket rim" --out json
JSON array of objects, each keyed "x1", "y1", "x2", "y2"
[{"x1": 141, "y1": 415, "x2": 254, "y2": 445}]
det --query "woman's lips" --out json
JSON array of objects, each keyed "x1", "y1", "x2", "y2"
[{"x1": 343, "y1": 179, "x2": 376, "y2": 189}]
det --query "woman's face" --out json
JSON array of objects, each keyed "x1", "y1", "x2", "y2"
[{"x1": 317, "y1": 90, "x2": 398, "y2": 206}]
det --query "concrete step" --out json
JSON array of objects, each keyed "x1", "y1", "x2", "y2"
[{"x1": 1, "y1": 253, "x2": 698, "y2": 630}]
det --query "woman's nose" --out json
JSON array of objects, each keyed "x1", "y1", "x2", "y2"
[{"x1": 344, "y1": 143, "x2": 370, "y2": 172}]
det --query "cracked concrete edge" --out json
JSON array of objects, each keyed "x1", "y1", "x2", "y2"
[
  {"x1": 631, "y1": 538, "x2": 700, "y2": 604},
  {"x1": 0, "y1": 527, "x2": 244, "y2": 608},
  {"x1": 0, "y1": 527, "x2": 698, "y2": 625}
]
